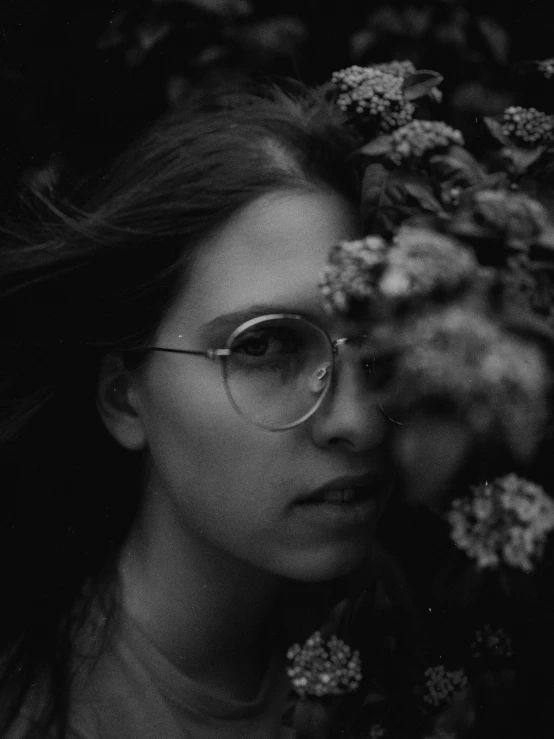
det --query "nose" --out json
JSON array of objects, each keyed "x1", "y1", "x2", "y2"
[{"x1": 309, "y1": 347, "x2": 389, "y2": 453}]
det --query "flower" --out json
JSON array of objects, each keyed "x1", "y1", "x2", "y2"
[
  {"x1": 471, "y1": 625, "x2": 514, "y2": 659},
  {"x1": 286, "y1": 631, "x2": 362, "y2": 698},
  {"x1": 537, "y1": 57, "x2": 554, "y2": 79},
  {"x1": 395, "y1": 306, "x2": 549, "y2": 459},
  {"x1": 388, "y1": 120, "x2": 464, "y2": 163},
  {"x1": 450, "y1": 189, "x2": 551, "y2": 251},
  {"x1": 447, "y1": 474, "x2": 554, "y2": 572},
  {"x1": 319, "y1": 229, "x2": 480, "y2": 315},
  {"x1": 331, "y1": 66, "x2": 415, "y2": 132},
  {"x1": 421, "y1": 665, "x2": 468, "y2": 708},
  {"x1": 381, "y1": 226, "x2": 478, "y2": 301},
  {"x1": 369, "y1": 723, "x2": 387, "y2": 738},
  {"x1": 318, "y1": 235, "x2": 389, "y2": 315},
  {"x1": 499, "y1": 106, "x2": 554, "y2": 146}
]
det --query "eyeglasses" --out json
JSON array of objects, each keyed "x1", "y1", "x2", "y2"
[{"x1": 148, "y1": 313, "x2": 379, "y2": 431}]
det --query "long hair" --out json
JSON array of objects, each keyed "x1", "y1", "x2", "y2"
[{"x1": 0, "y1": 79, "x2": 360, "y2": 736}]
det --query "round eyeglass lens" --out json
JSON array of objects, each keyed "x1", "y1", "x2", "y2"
[{"x1": 222, "y1": 315, "x2": 334, "y2": 430}]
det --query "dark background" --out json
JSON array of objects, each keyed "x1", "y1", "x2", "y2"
[{"x1": 2, "y1": 0, "x2": 554, "y2": 219}]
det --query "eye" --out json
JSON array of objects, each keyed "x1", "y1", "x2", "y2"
[{"x1": 232, "y1": 328, "x2": 299, "y2": 358}]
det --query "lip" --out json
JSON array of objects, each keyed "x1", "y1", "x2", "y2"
[
  {"x1": 292, "y1": 472, "x2": 392, "y2": 530},
  {"x1": 297, "y1": 473, "x2": 386, "y2": 504}
]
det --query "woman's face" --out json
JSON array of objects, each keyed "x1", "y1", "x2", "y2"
[{"x1": 128, "y1": 190, "x2": 393, "y2": 582}]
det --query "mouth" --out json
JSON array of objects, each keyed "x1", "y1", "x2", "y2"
[
  {"x1": 293, "y1": 474, "x2": 391, "y2": 527},
  {"x1": 298, "y1": 474, "x2": 385, "y2": 505}
]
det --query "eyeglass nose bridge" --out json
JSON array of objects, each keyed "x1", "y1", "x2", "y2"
[
  {"x1": 309, "y1": 334, "x2": 369, "y2": 394},
  {"x1": 331, "y1": 333, "x2": 369, "y2": 354}
]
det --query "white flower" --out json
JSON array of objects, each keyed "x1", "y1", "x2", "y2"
[
  {"x1": 389, "y1": 120, "x2": 464, "y2": 163},
  {"x1": 421, "y1": 665, "x2": 468, "y2": 707},
  {"x1": 286, "y1": 631, "x2": 362, "y2": 698},
  {"x1": 447, "y1": 474, "x2": 554, "y2": 572}
]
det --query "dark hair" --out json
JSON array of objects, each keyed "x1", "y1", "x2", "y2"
[{"x1": 0, "y1": 78, "x2": 360, "y2": 737}]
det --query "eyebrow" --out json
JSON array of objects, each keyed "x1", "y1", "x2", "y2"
[{"x1": 196, "y1": 305, "x2": 321, "y2": 343}]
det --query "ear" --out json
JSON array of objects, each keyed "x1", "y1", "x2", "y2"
[{"x1": 96, "y1": 353, "x2": 146, "y2": 451}]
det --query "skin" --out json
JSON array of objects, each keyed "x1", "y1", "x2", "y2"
[{"x1": 101, "y1": 189, "x2": 392, "y2": 699}]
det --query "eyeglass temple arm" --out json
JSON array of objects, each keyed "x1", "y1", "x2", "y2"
[{"x1": 148, "y1": 347, "x2": 231, "y2": 361}]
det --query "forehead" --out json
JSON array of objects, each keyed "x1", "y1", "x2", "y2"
[{"x1": 161, "y1": 191, "x2": 360, "y2": 336}]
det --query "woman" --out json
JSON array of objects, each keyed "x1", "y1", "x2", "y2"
[{"x1": 0, "y1": 79, "x2": 395, "y2": 738}]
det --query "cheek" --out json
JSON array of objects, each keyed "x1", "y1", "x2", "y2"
[{"x1": 135, "y1": 358, "x2": 280, "y2": 510}]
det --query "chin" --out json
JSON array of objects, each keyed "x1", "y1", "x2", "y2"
[{"x1": 279, "y1": 538, "x2": 373, "y2": 583}]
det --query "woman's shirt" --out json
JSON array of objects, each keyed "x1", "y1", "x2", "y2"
[{"x1": 9, "y1": 613, "x2": 295, "y2": 739}]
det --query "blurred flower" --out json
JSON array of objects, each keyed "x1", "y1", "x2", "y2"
[
  {"x1": 331, "y1": 66, "x2": 415, "y2": 132},
  {"x1": 421, "y1": 665, "x2": 468, "y2": 708},
  {"x1": 286, "y1": 631, "x2": 362, "y2": 698},
  {"x1": 448, "y1": 474, "x2": 554, "y2": 571},
  {"x1": 537, "y1": 57, "x2": 554, "y2": 79},
  {"x1": 388, "y1": 120, "x2": 464, "y2": 164},
  {"x1": 471, "y1": 624, "x2": 514, "y2": 659},
  {"x1": 319, "y1": 236, "x2": 389, "y2": 315},
  {"x1": 396, "y1": 306, "x2": 549, "y2": 460},
  {"x1": 499, "y1": 106, "x2": 554, "y2": 146},
  {"x1": 450, "y1": 189, "x2": 550, "y2": 251},
  {"x1": 319, "y1": 230, "x2": 480, "y2": 315},
  {"x1": 381, "y1": 227, "x2": 478, "y2": 301},
  {"x1": 369, "y1": 723, "x2": 387, "y2": 738}
]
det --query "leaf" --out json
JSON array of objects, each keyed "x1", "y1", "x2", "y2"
[
  {"x1": 535, "y1": 225, "x2": 554, "y2": 250},
  {"x1": 291, "y1": 699, "x2": 335, "y2": 739},
  {"x1": 476, "y1": 16, "x2": 510, "y2": 65},
  {"x1": 429, "y1": 145, "x2": 486, "y2": 188},
  {"x1": 500, "y1": 145, "x2": 547, "y2": 174},
  {"x1": 484, "y1": 117, "x2": 512, "y2": 146},
  {"x1": 402, "y1": 179, "x2": 444, "y2": 213},
  {"x1": 361, "y1": 167, "x2": 443, "y2": 234},
  {"x1": 359, "y1": 135, "x2": 393, "y2": 157},
  {"x1": 361, "y1": 163, "x2": 389, "y2": 229},
  {"x1": 402, "y1": 70, "x2": 444, "y2": 101}
]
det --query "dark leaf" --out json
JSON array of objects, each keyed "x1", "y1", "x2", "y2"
[
  {"x1": 500, "y1": 145, "x2": 547, "y2": 174},
  {"x1": 359, "y1": 136, "x2": 393, "y2": 157},
  {"x1": 361, "y1": 163, "x2": 389, "y2": 229},
  {"x1": 484, "y1": 117, "x2": 512, "y2": 146},
  {"x1": 402, "y1": 70, "x2": 444, "y2": 101},
  {"x1": 291, "y1": 699, "x2": 336, "y2": 739},
  {"x1": 429, "y1": 145, "x2": 486, "y2": 188},
  {"x1": 476, "y1": 16, "x2": 510, "y2": 65},
  {"x1": 402, "y1": 179, "x2": 444, "y2": 213},
  {"x1": 536, "y1": 225, "x2": 554, "y2": 250},
  {"x1": 362, "y1": 168, "x2": 444, "y2": 234}
]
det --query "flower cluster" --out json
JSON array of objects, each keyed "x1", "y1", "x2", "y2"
[
  {"x1": 537, "y1": 57, "x2": 554, "y2": 79},
  {"x1": 388, "y1": 120, "x2": 464, "y2": 163},
  {"x1": 319, "y1": 229, "x2": 480, "y2": 316},
  {"x1": 319, "y1": 235, "x2": 389, "y2": 315},
  {"x1": 471, "y1": 625, "x2": 514, "y2": 659},
  {"x1": 421, "y1": 665, "x2": 468, "y2": 708},
  {"x1": 332, "y1": 66, "x2": 415, "y2": 132},
  {"x1": 498, "y1": 106, "x2": 554, "y2": 146},
  {"x1": 286, "y1": 631, "x2": 362, "y2": 698},
  {"x1": 448, "y1": 474, "x2": 554, "y2": 571},
  {"x1": 369, "y1": 723, "x2": 387, "y2": 739},
  {"x1": 381, "y1": 226, "x2": 478, "y2": 301},
  {"x1": 450, "y1": 188, "x2": 551, "y2": 251},
  {"x1": 396, "y1": 306, "x2": 549, "y2": 459}
]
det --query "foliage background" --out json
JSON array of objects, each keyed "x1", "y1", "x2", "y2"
[{"x1": 2, "y1": 0, "x2": 554, "y2": 222}]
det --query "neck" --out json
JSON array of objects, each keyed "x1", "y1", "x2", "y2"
[{"x1": 116, "y1": 489, "x2": 285, "y2": 699}]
